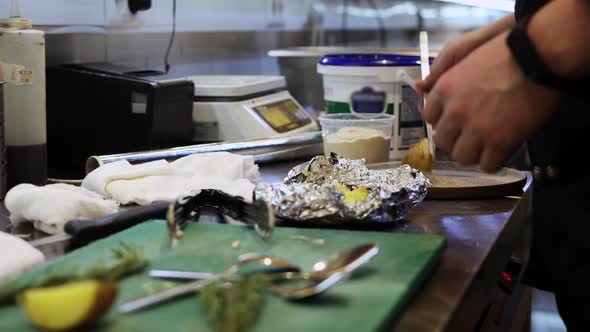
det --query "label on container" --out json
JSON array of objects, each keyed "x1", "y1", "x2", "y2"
[
  {"x1": 0, "y1": 62, "x2": 33, "y2": 85},
  {"x1": 399, "y1": 127, "x2": 425, "y2": 150},
  {"x1": 398, "y1": 84, "x2": 425, "y2": 149},
  {"x1": 350, "y1": 87, "x2": 387, "y2": 114}
]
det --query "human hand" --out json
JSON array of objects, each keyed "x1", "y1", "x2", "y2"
[
  {"x1": 416, "y1": 14, "x2": 516, "y2": 94},
  {"x1": 421, "y1": 32, "x2": 561, "y2": 173},
  {"x1": 416, "y1": 29, "x2": 494, "y2": 94}
]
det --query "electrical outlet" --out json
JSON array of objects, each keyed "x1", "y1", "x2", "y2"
[
  {"x1": 107, "y1": 0, "x2": 141, "y2": 27},
  {"x1": 267, "y1": 0, "x2": 285, "y2": 28},
  {"x1": 128, "y1": 0, "x2": 151, "y2": 14}
]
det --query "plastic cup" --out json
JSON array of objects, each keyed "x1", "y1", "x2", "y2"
[{"x1": 318, "y1": 113, "x2": 395, "y2": 164}]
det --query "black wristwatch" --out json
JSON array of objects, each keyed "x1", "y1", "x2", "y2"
[{"x1": 506, "y1": 16, "x2": 589, "y2": 95}]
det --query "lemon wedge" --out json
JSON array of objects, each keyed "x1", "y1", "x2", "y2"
[{"x1": 18, "y1": 280, "x2": 117, "y2": 331}]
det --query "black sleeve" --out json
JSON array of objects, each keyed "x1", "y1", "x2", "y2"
[{"x1": 515, "y1": 0, "x2": 551, "y2": 22}]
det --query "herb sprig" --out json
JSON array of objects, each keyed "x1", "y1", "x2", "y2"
[{"x1": 199, "y1": 275, "x2": 268, "y2": 332}]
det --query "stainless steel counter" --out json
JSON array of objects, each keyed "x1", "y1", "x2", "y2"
[
  {"x1": 258, "y1": 160, "x2": 532, "y2": 331},
  {"x1": 0, "y1": 159, "x2": 531, "y2": 332}
]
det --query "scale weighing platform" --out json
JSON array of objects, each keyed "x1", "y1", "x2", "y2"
[{"x1": 189, "y1": 75, "x2": 319, "y2": 142}]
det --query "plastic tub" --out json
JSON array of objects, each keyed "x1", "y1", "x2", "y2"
[
  {"x1": 317, "y1": 53, "x2": 430, "y2": 160},
  {"x1": 268, "y1": 47, "x2": 438, "y2": 113},
  {"x1": 319, "y1": 113, "x2": 394, "y2": 164}
]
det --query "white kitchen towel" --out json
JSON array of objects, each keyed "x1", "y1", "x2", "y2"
[
  {"x1": 170, "y1": 152, "x2": 259, "y2": 183},
  {"x1": 81, "y1": 159, "x2": 176, "y2": 197},
  {"x1": 5, "y1": 183, "x2": 119, "y2": 234},
  {"x1": 0, "y1": 232, "x2": 45, "y2": 282},
  {"x1": 82, "y1": 152, "x2": 260, "y2": 205}
]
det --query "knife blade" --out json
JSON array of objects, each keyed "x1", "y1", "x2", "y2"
[{"x1": 29, "y1": 201, "x2": 170, "y2": 248}]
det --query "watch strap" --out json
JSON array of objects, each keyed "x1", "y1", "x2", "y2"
[{"x1": 507, "y1": 16, "x2": 589, "y2": 95}]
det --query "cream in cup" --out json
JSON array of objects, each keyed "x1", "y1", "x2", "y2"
[{"x1": 319, "y1": 114, "x2": 394, "y2": 164}]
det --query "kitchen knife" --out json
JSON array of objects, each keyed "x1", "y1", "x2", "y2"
[{"x1": 29, "y1": 201, "x2": 170, "y2": 247}]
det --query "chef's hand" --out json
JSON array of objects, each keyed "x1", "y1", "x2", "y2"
[
  {"x1": 416, "y1": 33, "x2": 482, "y2": 94},
  {"x1": 421, "y1": 32, "x2": 561, "y2": 173},
  {"x1": 417, "y1": 15, "x2": 515, "y2": 94}
]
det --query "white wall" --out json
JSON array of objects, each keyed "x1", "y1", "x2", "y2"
[
  {"x1": 1, "y1": 0, "x2": 507, "y2": 76},
  {"x1": 0, "y1": 0, "x2": 313, "y2": 32},
  {"x1": 0, "y1": 0, "x2": 105, "y2": 25},
  {"x1": 0, "y1": 0, "x2": 506, "y2": 33}
]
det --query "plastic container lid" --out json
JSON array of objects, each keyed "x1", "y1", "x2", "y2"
[
  {"x1": 187, "y1": 75, "x2": 286, "y2": 97},
  {"x1": 319, "y1": 113, "x2": 395, "y2": 127},
  {"x1": 319, "y1": 54, "x2": 431, "y2": 67}
]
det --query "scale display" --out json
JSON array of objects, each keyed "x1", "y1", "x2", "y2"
[{"x1": 253, "y1": 98, "x2": 312, "y2": 133}]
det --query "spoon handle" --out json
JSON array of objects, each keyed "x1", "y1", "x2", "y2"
[
  {"x1": 119, "y1": 278, "x2": 212, "y2": 314},
  {"x1": 150, "y1": 270, "x2": 216, "y2": 280}
]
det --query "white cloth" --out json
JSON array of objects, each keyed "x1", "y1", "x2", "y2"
[
  {"x1": 5, "y1": 184, "x2": 119, "y2": 234},
  {"x1": 0, "y1": 232, "x2": 45, "y2": 282},
  {"x1": 82, "y1": 152, "x2": 260, "y2": 206},
  {"x1": 81, "y1": 159, "x2": 176, "y2": 197}
]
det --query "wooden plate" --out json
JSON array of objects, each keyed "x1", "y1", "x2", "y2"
[{"x1": 370, "y1": 161, "x2": 527, "y2": 200}]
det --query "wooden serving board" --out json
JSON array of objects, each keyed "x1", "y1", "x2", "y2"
[{"x1": 370, "y1": 161, "x2": 527, "y2": 200}]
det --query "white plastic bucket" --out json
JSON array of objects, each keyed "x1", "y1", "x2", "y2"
[{"x1": 317, "y1": 54, "x2": 427, "y2": 160}]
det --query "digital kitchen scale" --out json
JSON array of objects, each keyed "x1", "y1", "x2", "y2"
[{"x1": 189, "y1": 75, "x2": 319, "y2": 142}]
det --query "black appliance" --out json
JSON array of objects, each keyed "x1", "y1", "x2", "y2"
[{"x1": 46, "y1": 63, "x2": 194, "y2": 178}]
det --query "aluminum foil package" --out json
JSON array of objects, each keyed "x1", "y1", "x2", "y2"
[{"x1": 255, "y1": 154, "x2": 431, "y2": 224}]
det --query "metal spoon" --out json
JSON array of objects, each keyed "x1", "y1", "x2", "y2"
[
  {"x1": 149, "y1": 253, "x2": 300, "y2": 281},
  {"x1": 306, "y1": 243, "x2": 379, "y2": 278},
  {"x1": 269, "y1": 271, "x2": 349, "y2": 300},
  {"x1": 119, "y1": 253, "x2": 300, "y2": 314},
  {"x1": 264, "y1": 243, "x2": 379, "y2": 300},
  {"x1": 152, "y1": 243, "x2": 379, "y2": 283},
  {"x1": 149, "y1": 244, "x2": 380, "y2": 301}
]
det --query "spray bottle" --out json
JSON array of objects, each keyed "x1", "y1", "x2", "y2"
[{"x1": 0, "y1": 0, "x2": 47, "y2": 187}]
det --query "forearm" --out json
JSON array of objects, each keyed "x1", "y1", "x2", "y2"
[
  {"x1": 474, "y1": 14, "x2": 516, "y2": 43},
  {"x1": 528, "y1": 0, "x2": 590, "y2": 78}
]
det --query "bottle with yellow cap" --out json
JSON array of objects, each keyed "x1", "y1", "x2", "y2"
[{"x1": 0, "y1": 0, "x2": 47, "y2": 187}]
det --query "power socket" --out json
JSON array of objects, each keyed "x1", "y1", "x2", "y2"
[
  {"x1": 128, "y1": 0, "x2": 151, "y2": 14},
  {"x1": 267, "y1": 0, "x2": 285, "y2": 28},
  {"x1": 109, "y1": 0, "x2": 140, "y2": 27}
]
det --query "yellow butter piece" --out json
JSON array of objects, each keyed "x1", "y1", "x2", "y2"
[{"x1": 336, "y1": 183, "x2": 369, "y2": 204}]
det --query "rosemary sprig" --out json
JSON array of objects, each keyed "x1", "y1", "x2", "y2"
[
  {"x1": 0, "y1": 242, "x2": 146, "y2": 304},
  {"x1": 84, "y1": 242, "x2": 146, "y2": 280},
  {"x1": 199, "y1": 275, "x2": 268, "y2": 332}
]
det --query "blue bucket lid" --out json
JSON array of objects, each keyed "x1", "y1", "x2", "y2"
[{"x1": 319, "y1": 53, "x2": 432, "y2": 67}]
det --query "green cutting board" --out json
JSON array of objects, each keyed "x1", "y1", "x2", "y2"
[{"x1": 0, "y1": 221, "x2": 445, "y2": 332}]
